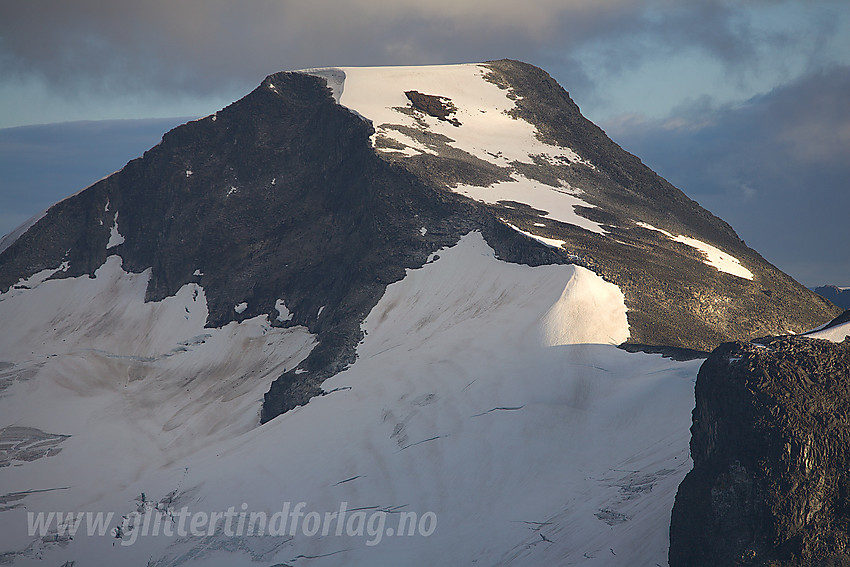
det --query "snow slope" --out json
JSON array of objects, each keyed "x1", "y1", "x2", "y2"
[
  {"x1": 0, "y1": 234, "x2": 700, "y2": 566},
  {"x1": 806, "y1": 320, "x2": 850, "y2": 342},
  {"x1": 334, "y1": 64, "x2": 595, "y2": 169},
  {"x1": 636, "y1": 222, "x2": 753, "y2": 280},
  {"x1": 301, "y1": 64, "x2": 606, "y2": 237},
  {"x1": 0, "y1": 255, "x2": 317, "y2": 560}
]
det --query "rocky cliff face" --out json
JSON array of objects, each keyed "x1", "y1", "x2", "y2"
[
  {"x1": 670, "y1": 335, "x2": 850, "y2": 566},
  {"x1": 0, "y1": 60, "x2": 839, "y2": 421}
]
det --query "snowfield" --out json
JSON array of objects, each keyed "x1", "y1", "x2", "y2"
[
  {"x1": 0, "y1": 233, "x2": 702, "y2": 566},
  {"x1": 806, "y1": 320, "x2": 850, "y2": 342},
  {"x1": 332, "y1": 64, "x2": 594, "y2": 168},
  {"x1": 460, "y1": 179, "x2": 605, "y2": 235},
  {"x1": 502, "y1": 220, "x2": 567, "y2": 249},
  {"x1": 636, "y1": 222, "x2": 753, "y2": 280},
  {"x1": 0, "y1": 255, "x2": 317, "y2": 561},
  {"x1": 301, "y1": 64, "x2": 606, "y2": 237},
  {"x1": 106, "y1": 211, "x2": 125, "y2": 249}
]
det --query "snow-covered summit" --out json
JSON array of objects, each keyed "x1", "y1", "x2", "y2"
[{"x1": 304, "y1": 64, "x2": 597, "y2": 168}]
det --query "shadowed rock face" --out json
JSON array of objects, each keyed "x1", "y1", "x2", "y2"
[
  {"x1": 670, "y1": 336, "x2": 850, "y2": 567},
  {"x1": 0, "y1": 60, "x2": 839, "y2": 421}
]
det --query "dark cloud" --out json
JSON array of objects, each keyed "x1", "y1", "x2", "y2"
[
  {"x1": 2, "y1": 1, "x2": 837, "y2": 105},
  {"x1": 607, "y1": 65, "x2": 850, "y2": 285}
]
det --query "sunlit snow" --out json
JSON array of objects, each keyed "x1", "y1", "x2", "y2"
[
  {"x1": 501, "y1": 219, "x2": 566, "y2": 249},
  {"x1": 806, "y1": 320, "x2": 850, "y2": 342},
  {"x1": 299, "y1": 64, "x2": 604, "y2": 235},
  {"x1": 326, "y1": 64, "x2": 594, "y2": 169},
  {"x1": 636, "y1": 222, "x2": 753, "y2": 280},
  {"x1": 457, "y1": 179, "x2": 605, "y2": 234},
  {"x1": 0, "y1": 234, "x2": 700, "y2": 566}
]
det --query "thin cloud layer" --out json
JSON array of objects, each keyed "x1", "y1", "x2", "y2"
[{"x1": 2, "y1": 0, "x2": 841, "y2": 108}]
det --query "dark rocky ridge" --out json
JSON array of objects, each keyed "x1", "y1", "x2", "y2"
[
  {"x1": 670, "y1": 336, "x2": 850, "y2": 566},
  {"x1": 0, "y1": 69, "x2": 565, "y2": 422},
  {"x1": 0, "y1": 60, "x2": 840, "y2": 421}
]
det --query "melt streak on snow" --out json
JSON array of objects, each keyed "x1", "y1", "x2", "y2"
[
  {"x1": 0, "y1": 234, "x2": 699, "y2": 566},
  {"x1": 636, "y1": 222, "x2": 754, "y2": 280},
  {"x1": 301, "y1": 64, "x2": 605, "y2": 235}
]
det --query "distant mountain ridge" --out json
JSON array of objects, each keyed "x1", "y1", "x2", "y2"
[{"x1": 813, "y1": 284, "x2": 850, "y2": 309}]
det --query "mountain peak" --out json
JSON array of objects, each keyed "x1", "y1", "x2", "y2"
[
  {"x1": 0, "y1": 58, "x2": 843, "y2": 567},
  {"x1": 0, "y1": 60, "x2": 839, "y2": 423}
]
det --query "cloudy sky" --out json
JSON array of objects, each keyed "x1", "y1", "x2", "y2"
[{"x1": 1, "y1": 0, "x2": 848, "y2": 285}]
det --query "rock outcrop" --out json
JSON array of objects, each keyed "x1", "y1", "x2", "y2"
[{"x1": 670, "y1": 335, "x2": 850, "y2": 566}]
